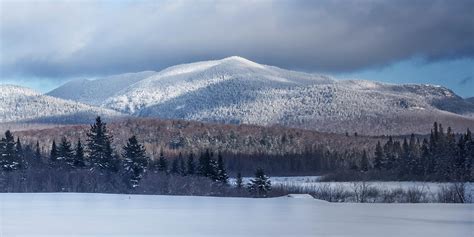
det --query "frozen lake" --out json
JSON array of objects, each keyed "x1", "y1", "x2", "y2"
[{"x1": 1, "y1": 193, "x2": 473, "y2": 236}]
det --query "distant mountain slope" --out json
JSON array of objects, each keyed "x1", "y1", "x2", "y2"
[
  {"x1": 47, "y1": 71, "x2": 156, "y2": 106},
  {"x1": 0, "y1": 85, "x2": 123, "y2": 123},
  {"x1": 102, "y1": 56, "x2": 332, "y2": 114},
  {"x1": 466, "y1": 97, "x2": 474, "y2": 104},
  {"x1": 44, "y1": 56, "x2": 474, "y2": 135}
]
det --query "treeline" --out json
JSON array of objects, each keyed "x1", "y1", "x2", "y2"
[
  {"x1": 327, "y1": 122, "x2": 473, "y2": 182},
  {"x1": 2, "y1": 117, "x2": 472, "y2": 197},
  {"x1": 0, "y1": 117, "x2": 273, "y2": 197}
]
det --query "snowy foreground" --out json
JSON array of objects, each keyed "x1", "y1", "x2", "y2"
[{"x1": 1, "y1": 193, "x2": 473, "y2": 237}]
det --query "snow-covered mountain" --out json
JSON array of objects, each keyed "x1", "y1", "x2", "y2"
[
  {"x1": 47, "y1": 71, "x2": 156, "y2": 106},
  {"x1": 466, "y1": 97, "x2": 474, "y2": 104},
  {"x1": 40, "y1": 56, "x2": 474, "y2": 134},
  {"x1": 0, "y1": 85, "x2": 123, "y2": 123}
]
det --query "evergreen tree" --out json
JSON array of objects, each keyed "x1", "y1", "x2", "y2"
[
  {"x1": 105, "y1": 140, "x2": 120, "y2": 172},
  {"x1": 465, "y1": 129, "x2": 474, "y2": 181},
  {"x1": 383, "y1": 136, "x2": 395, "y2": 170},
  {"x1": 74, "y1": 140, "x2": 86, "y2": 168},
  {"x1": 247, "y1": 168, "x2": 271, "y2": 197},
  {"x1": 360, "y1": 150, "x2": 369, "y2": 172},
  {"x1": 373, "y1": 141, "x2": 384, "y2": 170},
  {"x1": 58, "y1": 137, "x2": 74, "y2": 168},
  {"x1": 208, "y1": 157, "x2": 219, "y2": 181},
  {"x1": 178, "y1": 153, "x2": 187, "y2": 176},
  {"x1": 399, "y1": 138, "x2": 410, "y2": 177},
  {"x1": 216, "y1": 152, "x2": 229, "y2": 184},
  {"x1": 197, "y1": 150, "x2": 209, "y2": 176},
  {"x1": 122, "y1": 135, "x2": 149, "y2": 188},
  {"x1": 0, "y1": 130, "x2": 18, "y2": 171},
  {"x1": 86, "y1": 116, "x2": 116, "y2": 172},
  {"x1": 49, "y1": 140, "x2": 58, "y2": 168},
  {"x1": 170, "y1": 158, "x2": 179, "y2": 174},
  {"x1": 197, "y1": 149, "x2": 218, "y2": 179},
  {"x1": 15, "y1": 138, "x2": 26, "y2": 169},
  {"x1": 35, "y1": 141, "x2": 42, "y2": 162},
  {"x1": 157, "y1": 148, "x2": 168, "y2": 172},
  {"x1": 187, "y1": 153, "x2": 195, "y2": 175},
  {"x1": 408, "y1": 134, "x2": 420, "y2": 175},
  {"x1": 236, "y1": 172, "x2": 243, "y2": 189}
]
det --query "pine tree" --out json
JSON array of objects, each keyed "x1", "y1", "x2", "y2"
[
  {"x1": 197, "y1": 150, "x2": 209, "y2": 176},
  {"x1": 198, "y1": 149, "x2": 218, "y2": 179},
  {"x1": 86, "y1": 116, "x2": 116, "y2": 172},
  {"x1": 208, "y1": 157, "x2": 219, "y2": 181},
  {"x1": 465, "y1": 129, "x2": 473, "y2": 181},
  {"x1": 383, "y1": 136, "x2": 395, "y2": 170},
  {"x1": 374, "y1": 141, "x2": 384, "y2": 170},
  {"x1": 49, "y1": 140, "x2": 58, "y2": 168},
  {"x1": 247, "y1": 168, "x2": 271, "y2": 197},
  {"x1": 178, "y1": 153, "x2": 187, "y2": 176},
  {"x1": 15, "y1": 138, "x2": 26, "y2": 169},
  {"x1": 216, "y1": 152, "x2": 229, "y2": 184},
  {"x1": 408, "y1": 134, "x2": 420, "y2": 175},
  {"x1": 170, "y1": 158, "x2": 179, "y2": 174},
  {"x1": 157, "y1": 148, "x2": 168, "y2": 172},
  {"x1": 35, "y1": 141, "x2": 42, "y2": 162},
  {"x1": 187, "y1": 153, "x2": 195, "y2": 175},
  {"x1": 0, "y1": 130, "x2": 18, "y2": 171},
  {"x1": 236, "y1": 172, "x2": 243, "y2": 189},
  {"x1": 105, "y1": 140, "x2": 120, "y2": 172},
  {"x1": 421, "y1": 138, "x2": 434, "y2": 176},
  {"x1": 360, "y1": 150, "x2": 369, "y2": 172},
  {"x1": 399, "y1": 138, "x2": 410, "y2": 177},
  {"x1": 58, "y1": 137, "x2": 74, "y2": 168},
  {"x1": 122, "y1": 135, "x2": 149, "y2": 188},
  {"x1": 74, "y1": 140, "x2": 86, "y2": 168}
]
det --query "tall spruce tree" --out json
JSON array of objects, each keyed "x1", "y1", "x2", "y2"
[
  {"x1": 187, "y1": 153, "x2": 195, "y2": 175},
  {"x1": 170, "y1": 158, "x2": 179, "y2": 174},
  {"x1": 178, "y1": 153, "x2": 187, "y2": 176},
  {"x1": 0, "y1": 130, "x2": 18, "y2": 171},
  {"x1": 374, "y1": 141, "x2": 384, "y2": 170},
  {"x1": 198, "y1": 149, "x2": 218, "y2": 179},
  {"x1": 198, "y1": 150, "x2": 210, "y2": 176},
  {"x1": 49, "y1": 140, "x2": 58, "y2": 168},
  {"x1": 247, "y1": 168, "x2": 271, "y2": 197},
  {"x1": 74, "y1": 140, "x2": 86, "y2": 168},
  {"x1": 420, "y1": 139, "x2": 431, "y2": 176},
  {"x1": 35, "y1": 141, "x2": 42, "y2": 162},
  {"x1": 236, "y1": 172, "x2": 243, "y2": 189},
  {"x1": 157, "y1": 148, "x2": 168, "y2": 172},
  {"x1": 58, "y1": 137, "x2": 74, "y2": 168},
  {"x1": 399, "y1": 138, "x2": 410, "y2": 177},
  {"x1": 86, "y1": 116, "x2": 116, "y2": 172},
  {"x1": 122, "y1": 136, "x2": 148, "y2": 187},
  {"x1": 360, "y1": 150, "x2": 369, "y2": 172},
  {"x1": 15, "y1": 138, "x2": 26, "y2": 169},
  {"x1": 216, "y1": 152, "x2": 229, "y2": 184}
]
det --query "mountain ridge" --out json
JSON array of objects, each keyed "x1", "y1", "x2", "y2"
[
  {"x1": 4, "y1": 56, "x2": 474, "y2": 135},
  {"x1": 0, "y1": 84, "x2": 123, "y2": 124}
]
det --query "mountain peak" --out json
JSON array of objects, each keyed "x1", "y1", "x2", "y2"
[{"x1": 220, "y1": 56, "x2": 265, "y2": 68}]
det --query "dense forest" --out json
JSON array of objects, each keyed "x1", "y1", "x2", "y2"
[
  {"x1": 1, "y1": 117, "x2": 472, "y2": 198},
  {"x1": 325, "y1": 122, "x2": 473, "y2": 182}
]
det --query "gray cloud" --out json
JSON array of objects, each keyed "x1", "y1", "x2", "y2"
[{"x1": 1, "y1": 0, "x2": 474, "y2": 80}]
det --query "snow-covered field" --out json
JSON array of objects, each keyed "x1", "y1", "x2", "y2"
[{"x1": 0, "y1": 193, "x2": 472, "y2": 236}]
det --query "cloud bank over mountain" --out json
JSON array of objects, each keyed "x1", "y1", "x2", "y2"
[{"x1": 1, "y1": 0, "x2": 473, "y2": 79}]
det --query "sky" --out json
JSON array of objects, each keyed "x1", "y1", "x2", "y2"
[{"x1": 0, "y1": 0, "x2": 473, "y2": 97}]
